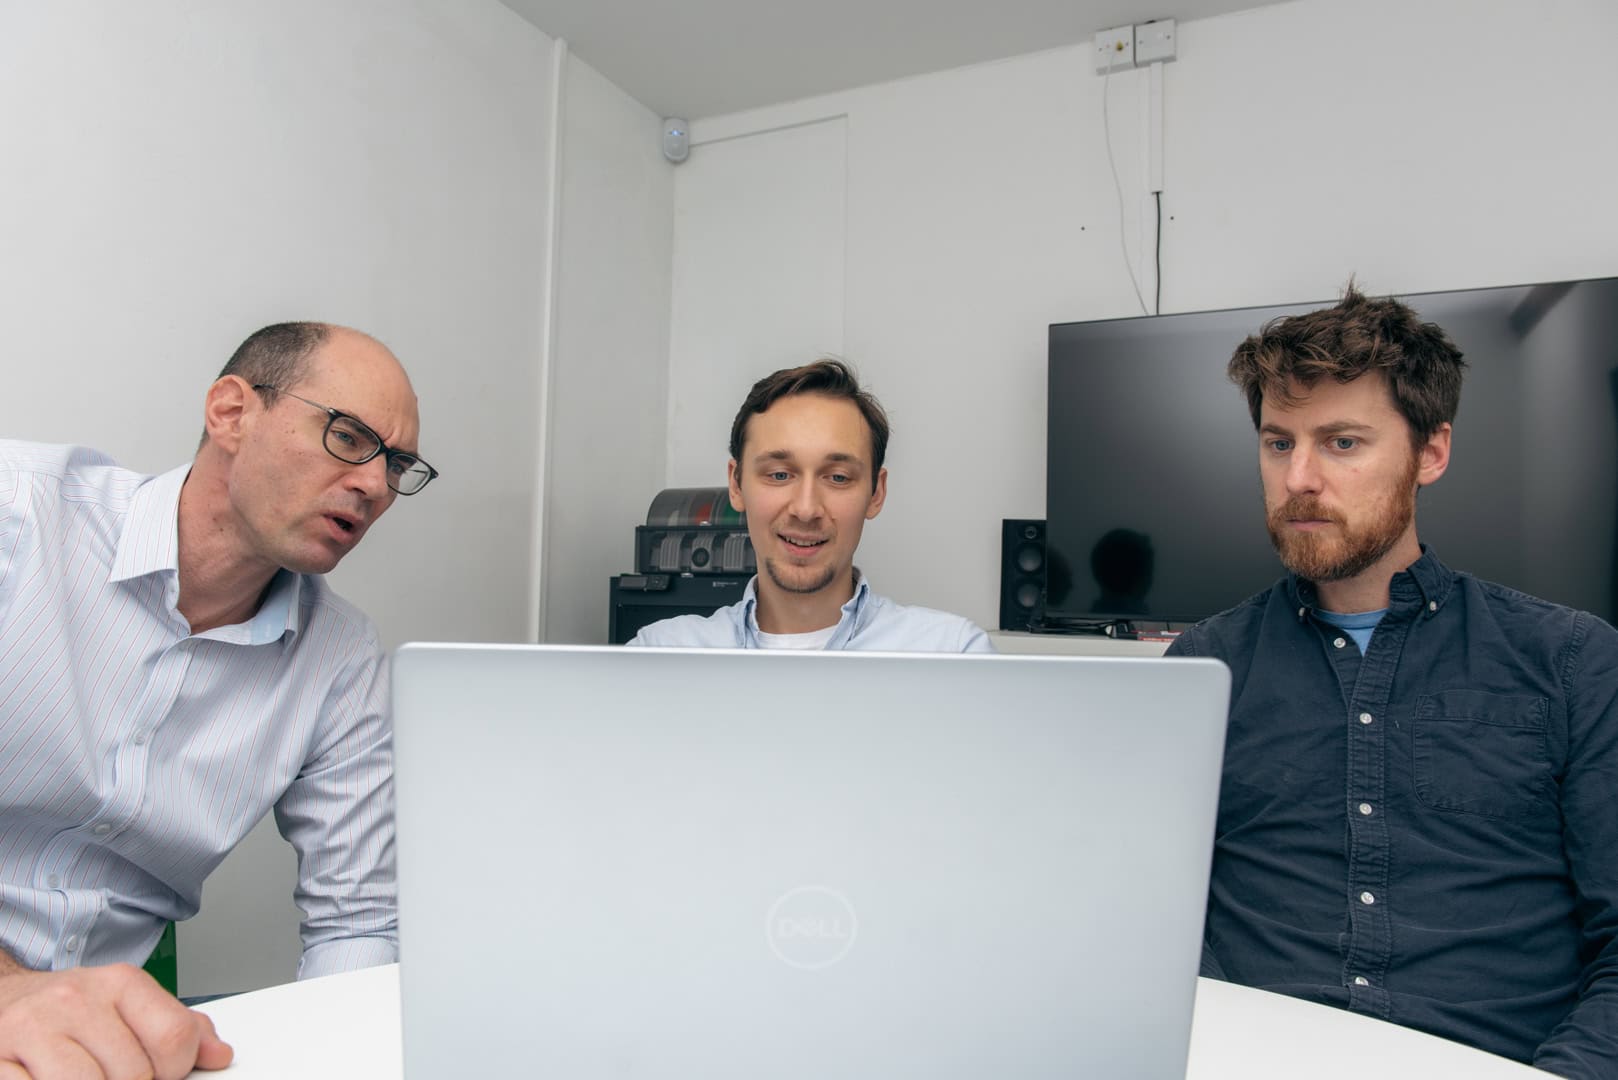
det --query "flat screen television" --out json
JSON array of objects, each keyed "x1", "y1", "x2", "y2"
[{"x1": 1045, "y1": 276, "x2": 1618, "y2": 626}]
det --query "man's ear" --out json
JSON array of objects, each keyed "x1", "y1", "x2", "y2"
[
  {"x1": 865, "y1": 467, "x2": 888, "y2": 520},
  {"x1": 727, "y1": 459, "x2": 745, "y2": 513},
  {"x1": 1417, "y1": 422, "x2": 1452, "y2": 487},
  {"x1": 203, "y1": 376, "x2": 256, "y2": 454}
]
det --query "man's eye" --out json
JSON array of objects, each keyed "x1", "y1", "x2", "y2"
[
  {"x1": 332, "y1": 430, "x2": 358, "y2": 447},
  {"x1": 1332, "y1": 437, "x2": 1358, "y2": 451},
  {"x1": 1265, "y1": 439, "x2": 1292, "y2": 453},
  {"x1": 768, "y1": 471, "x2": 790, "y2": 481},
  {"x1": 827, "y1": 473, "x2": 850, "y2": 484}
]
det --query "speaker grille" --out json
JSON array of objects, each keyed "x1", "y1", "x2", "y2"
[{"x1": 999, "y1": 519, "x2": 1046, "y2": 631}]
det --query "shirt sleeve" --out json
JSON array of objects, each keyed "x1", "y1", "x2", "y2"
[
  {"x1": 0, "y1": 458, "x2": 24, "y2": 602},
  {"x1": 1167, "y1": 625, "x2": 1227, "y2": 983},
  {"x1": 960, "y1": 621, "x2": 995, "y2": 653},
  {"x1": 1533, "y1": 614, "x2": 1618, "y2": 1077},
  {"x1": 274, "y1": 643, "x2": 399, "y2": 980}
]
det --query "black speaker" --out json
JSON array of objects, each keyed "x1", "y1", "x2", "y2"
[
  {"x1": 608, "y1": 574, "x2": 750, "y2": 645},
  {"x1": 999, "y1": 519, "x2": 1046, "y2": 631}
]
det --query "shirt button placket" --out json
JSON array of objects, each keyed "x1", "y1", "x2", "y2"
[{"x1": 1344, "y1": 692, "x2": 1387, "y2": 1013}]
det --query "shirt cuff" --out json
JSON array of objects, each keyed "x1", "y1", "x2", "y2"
[{"x1": 296, "y1": 934, "x2": 399, "y2": 981}]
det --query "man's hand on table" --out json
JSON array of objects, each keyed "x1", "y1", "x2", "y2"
[{"x1": 0, "y1": 961, "x2": 232, "y2": 1079}]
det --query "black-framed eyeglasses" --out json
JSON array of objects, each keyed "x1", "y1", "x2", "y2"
[{"x1": 253, "y1": 384, "x2": 439, "y2": 496}]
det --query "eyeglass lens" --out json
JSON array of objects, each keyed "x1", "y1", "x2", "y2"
[{"x1": 323, "y1": 415, "x2": 433, "y2": 494}]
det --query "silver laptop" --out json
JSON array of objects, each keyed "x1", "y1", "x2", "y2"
[{"x1": 392, "y1": 645, "x2": 1229, "y2": 1078}]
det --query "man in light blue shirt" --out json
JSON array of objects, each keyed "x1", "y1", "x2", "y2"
[
  {"x1": 0, "y1": 323, "x2": 437, "y2": 1077},
  {"x1": 630, "y1": 360, "x2": 989, "y2": 653}
]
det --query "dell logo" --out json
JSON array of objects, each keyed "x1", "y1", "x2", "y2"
[
  {"x1": 774, "y1": 917, "x2": 851, "y2": 940},
  {"x1": 766, "y1": 886, "x2": 858, "y2": 970}
]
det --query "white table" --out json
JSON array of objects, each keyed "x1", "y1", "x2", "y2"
[
  {"x1": 192, "y1": 964, "x2": 1554, "y2": 1077},
  {"x1": 987, "y1": 631, "x2": 1171, "y2": 657}
]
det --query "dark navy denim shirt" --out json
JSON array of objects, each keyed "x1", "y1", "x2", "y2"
[{"x1": 1168, "y1": 548, "x2": 1618, "y2": 1078}]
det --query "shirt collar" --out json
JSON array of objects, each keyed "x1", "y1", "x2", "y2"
[
  {"x1": 1286, "y1": 544, "x2": 1453, "y2": 620},
  {"x1": 108, "y1": 461, "x2": 304, "y2": 643},
  {"x1": 1392, "y1": 545, "x2": 1453, "y2": 613},
  {"x1": 740, "y1": 569, "x2": 873, "y2": 647},
  {"x1": 109, "y1": 463, "x2": 189, "y2": 584},
  {"x1": 234, "y1": 569, "x2": 303, "y2": 645}
]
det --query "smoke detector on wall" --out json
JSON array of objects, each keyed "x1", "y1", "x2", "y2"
[{"x1": 662, "y1": 118, "x2": 689, "y2": 163}]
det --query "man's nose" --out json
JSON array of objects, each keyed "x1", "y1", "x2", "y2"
[
  {"x1": 788, "y1": 476, "x2": 823, "y2": 520},
  {"x1": 1285, "y1": 448, "x2": 1323, "y2": 496},
  {"x1": 346, "y1": 454, "x2": 392, "y2": 502}
]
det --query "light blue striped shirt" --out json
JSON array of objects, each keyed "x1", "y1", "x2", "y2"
[
  {"x1": 0, "y1": 441, "x2": 396, "y2": 980},
  {"x1": 627, "y1": 573, "x2": 994, "y2": 652}
]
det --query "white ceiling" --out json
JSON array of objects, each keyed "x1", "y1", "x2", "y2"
[{"x1": 499, "y1": 0, "x2": 1292, "y2": 120}]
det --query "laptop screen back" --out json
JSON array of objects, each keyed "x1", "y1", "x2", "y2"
[{"x1": 393, "y1": 645, "x2": 1229, "y2": 1079}]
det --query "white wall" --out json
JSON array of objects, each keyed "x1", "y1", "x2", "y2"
[
  {"x1": 666, "y1": 118, "x2": 848, "y2": 484},
  {"x1": 541, "y1": 57, "x2": 676, "y2": 644},
  {"x1": 670, "y1": 0, "x2": 1618, "y2": 631},
  {"x1": 1, "y1": 0, "x2": 556, "y2": 995}
]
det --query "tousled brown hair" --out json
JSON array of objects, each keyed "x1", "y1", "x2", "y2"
[
  {"x1": 1228, "y1": 284, "x2": 1466, "y2": 446},
  {"x1": 729, "y1": 359, "x2": 890, "y2": 488}
]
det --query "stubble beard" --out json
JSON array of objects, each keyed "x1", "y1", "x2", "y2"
[{"x1": 763, "y1": 556, "x2": 840, "y2": 595}]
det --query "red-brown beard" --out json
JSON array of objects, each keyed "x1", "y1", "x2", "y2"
[{"x1": 1266, "y1": 454, "x2": 1420, "y2": 583}]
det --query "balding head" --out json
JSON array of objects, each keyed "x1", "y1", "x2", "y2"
[
  {"x1": 201, "y1": 322, "x2": 412, "y2": 446},
  {"x1": 187, "y1": 321, "x2": 424, "y2": 586},
  {"x1": 218, "y1": 322, "x2": 327, "y2": 393}
]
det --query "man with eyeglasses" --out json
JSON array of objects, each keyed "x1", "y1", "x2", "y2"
[{"x1": 0, "y1": 322, "x2": 434, "y2": 1078}]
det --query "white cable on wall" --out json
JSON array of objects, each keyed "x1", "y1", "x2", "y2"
[{"x1": 1102, "y1": 66, "x2": 1150, "y2": 317}]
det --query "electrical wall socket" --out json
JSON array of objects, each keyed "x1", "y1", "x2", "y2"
[
  {"x1": 1135, "y1": 19, "x2": 1177, "y2": 64},
  {"x1": 1093, "y1": 24, "x2": 1135, "y2": 73}
]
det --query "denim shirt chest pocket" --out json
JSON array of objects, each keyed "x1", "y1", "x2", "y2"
[{"x1": 1412, "y1": 689, "x2": 1553, "y2": 818}]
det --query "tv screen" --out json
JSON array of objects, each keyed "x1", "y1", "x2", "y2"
[{"x1": 1045, "y1": 277, "x2": 1618, "y2": 625}]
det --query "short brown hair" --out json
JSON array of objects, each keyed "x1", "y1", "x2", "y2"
[
  {"x1": 729, "y1": 359, "x2": 890, "y2": 487},
  {"x1": 1228, "y1": 284, "x2": 1466, "y2": 445}
]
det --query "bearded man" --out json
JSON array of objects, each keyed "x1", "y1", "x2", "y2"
[{"x1": 1167, "y1": 286, "x2": 1618, "y2": 1079}]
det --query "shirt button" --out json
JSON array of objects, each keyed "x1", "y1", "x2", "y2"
[
  {"x1": 1428, "y1": 600, "x2": 1438, "y2": 612},
  {"x1": 1360, "y1": 891, "x2": 1376, "y2": 905},
  {"x1": 133, "y1": 732, "x2": 148, "y2": 746},
  {"x1": 1297, "y1": 606, "x2": 1307, "y2": 618},
  {"x1": 46, "y1": 874, "x2": 62, "y2": 889},
  {"x1": 1353, "y1": 976, "x2": 1370, "y2": 987},
  {"x1": 92, "y1": 823, "x2": 112, "y2": 836},
  {"x1": 1358, "y1": 802, "x2": 1374, "y2": 816},
  {"x1": 1358, "y1": 712, "x2": 1374, "y2": 725},
  {"x1": 64, "y1": 935, "x2": 81, "y2": 953},
  {"x1": 1333, "y1": 637, "x2": 1347, "y2": 649}
]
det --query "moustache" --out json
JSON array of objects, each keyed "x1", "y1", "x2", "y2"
[{"x1": 1269, "y1": 496, "x2": 1344, "y2": 527}]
